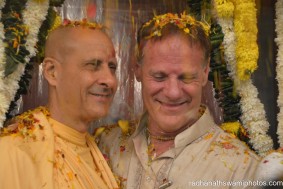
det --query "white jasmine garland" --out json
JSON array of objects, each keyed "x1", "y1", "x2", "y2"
[
  {"x1": 238, "y1": 79, "x2": 273, "y2": 156},
  {"x1": 0, "y1": 0, "x2": 50, "y2": 127},
  {"x1": 275, "y1": 0, "x2": 283, "y2": 147},
  {"x1": 23, "y1": 0, "x2": 50, "y2": 59},
  {"x1": 213, "y1": 1, "x2": 273, "y2": 156}
]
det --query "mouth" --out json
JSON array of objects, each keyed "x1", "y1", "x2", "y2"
[
  {"x1": 90, "y1": 93, "x2": 113, "y2": 98},
  {"x1": 89, "y1": 86, "x2": 114, "y2": 99},
  {"x1": 157, "y1": 100, "x2": 187, "y2": 108}
]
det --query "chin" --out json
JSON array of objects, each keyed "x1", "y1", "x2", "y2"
[
  {"x1": 86, "y1": 109, "x2": 108, "y2": 120},
  {"x1": 156, "y1": 116, "x2": 186, "y2": 130}
]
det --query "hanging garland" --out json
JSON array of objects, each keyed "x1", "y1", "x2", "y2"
[
  {"x1": 0, "y1": 0, "x2": 29, "y2": 127},
  {"x1": 213, "y1": 0, "x2": 273, "y2": 156},
  {"x1": 6, "y1": 4, "x2": 64, "y2": 120},
  {"x1": 275, "y1": 0, "x2": 283, "y2": 147},
  {"x1": 187, "y1": 0, "x2": 249, "y2": 143},
  {"x1": 0, "y1": 0, "x2": 65, "y2": 127},
  {"x1": 209, "y1": 22, "x2": 249, "y2": 142}
]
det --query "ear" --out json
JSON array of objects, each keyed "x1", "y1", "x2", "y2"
[
  {"x1": 202, "y1": 59, "x2": 210, "y2": 86},
  {"x1": 134, "y1": 62, "x2": 142, "y2": 82},
  {"x1": 43, "y1": 57, "x2": 59, "y2": 86}
]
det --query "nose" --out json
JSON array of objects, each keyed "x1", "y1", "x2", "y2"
[
  {"x1": 97, "y1": 64, "x2": 117, "y2": 89},
  {"x1": 163, "y1": 77, "x2": 182, "y2": 100}
]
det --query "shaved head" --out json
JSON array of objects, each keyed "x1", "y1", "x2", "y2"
[
  {"x1": 45, "y1": 26, "x2": 114, "y2": 63},
  {"x1": 43, "y1": 26, "x2": 117, "y2": 131}
]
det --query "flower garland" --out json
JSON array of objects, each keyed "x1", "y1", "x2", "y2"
[
  {"x1": 140, "y1": 12, "x2": 210, "y2": 39},
  {"x1": 214, "y1": 0, "x2": 259, "y2": 81},
  {"x1": 275, "y1": 0, "x2": 283, "y2": 147},
  {"x1": 49, "y1": 17, "x2": 103, "y2": 33},
  {"x1": 0, "y1": 0, "x2": 29, "y2": 128},
  {"x1": 232, "y1": 0, "x2": 259, "y2": 81},
  {"x1": 0, "y1": 0, "x2": 50, "y2": 127},
  {"x1": 213, "y1": 0, "x2": 273, "y2": 156}
]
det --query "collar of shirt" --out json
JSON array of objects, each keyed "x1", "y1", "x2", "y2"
[{"x1": 131, "y1": 105, "x2": 216, "y2": 160}]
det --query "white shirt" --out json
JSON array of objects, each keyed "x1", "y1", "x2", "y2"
[{"x1": 99, "y1": 107, "x2": 260, "y2": 189}]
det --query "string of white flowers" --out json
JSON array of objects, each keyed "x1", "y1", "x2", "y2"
[
  {"x1": 23, "y1": 0, "x2": 50, "y2": 60},
  {"x1": 213, "y1": 0, "x2": 273, "y2": 156},
  {"x1": 239, "y1": 80, "x2": 273, "y2": 156},
  {"x1": 0, "y1": 0, "x2": 50, "y2": 127},
  {"x1": 275, "y1": 0, "x2": 283, "y2": 147},
  {"x1": 0, "y1": 1, "x2": 8, "y2": 127}
]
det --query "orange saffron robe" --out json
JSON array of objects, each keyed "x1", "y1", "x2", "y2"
[{"x1": 0, "y1": 108, "x2": 118, "y2": 189}]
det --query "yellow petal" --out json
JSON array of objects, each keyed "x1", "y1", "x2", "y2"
[
  {"x1": 118, "y1": 120, "x2": 129, "y2": 134},
  {"x1": 94, "y1": 127, "x2": 105, "y2": 138}
]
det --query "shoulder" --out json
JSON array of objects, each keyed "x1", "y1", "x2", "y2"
[
  {"x1": 212, "y1": 126, "x2": 259, "y2": 157},
  {"x1": 96, "y1": 119, "x2": 137, "y2": 157},
  {"x1": 203, "y1": 126, "x2": 260, "y2": 173},
  {"x1": 0, "y1": 106, "x2": 51, "y2": 142},
  {"x1": 188, "y1": 126, "x2": 260, "y2": 180},
  {"x1": 95, "y1": 119, "x2": 137, "y2": 142}
]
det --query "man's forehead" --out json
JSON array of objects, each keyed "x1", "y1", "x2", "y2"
[
  {"x1": 49, "y1": 26, "x2": 107, "y2": 42},
  {"x1": 53, "y1": 28, "x2": 113, "y2": 48}
]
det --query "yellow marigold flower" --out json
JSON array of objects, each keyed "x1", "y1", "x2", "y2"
[
  {"x1": 214, "y1": 0, "x2": 234, "y2": 18},
  {"x1": 141, "y1": 12, "x2": 210, "y2": 40},
  {"x1": 94, "y1": 127, "x2": 105, "y2": 138},
  {"x1": 221, "y1": 122, "x2": 242, "y2": 136},
  {"x1": 184, "y1": 28, "x2": 190, "y2": 34},
  {"x1": 118, "y1": 120, "x2": 130, "y2": 135},
  {"x1": 49, "y1": 14, "x2": 62, "y2": 33},
  {"x1": 233, "y1": 0, "x2": 258, "y2": 80}
]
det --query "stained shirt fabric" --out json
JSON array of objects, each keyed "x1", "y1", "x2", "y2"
[
  {"x1": 99, "y1": 107, "x2": 260, "y2": 189},
  {"x1": 0, "y1": 108, "x2": 118, "y2": 189}
]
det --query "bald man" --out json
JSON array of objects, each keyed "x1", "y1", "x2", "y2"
[{"x1": 0, "y1": 21, "x2": 119, "y2": 189}]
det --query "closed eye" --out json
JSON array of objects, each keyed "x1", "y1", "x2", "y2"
[
  {"x1": 86, "y1": 59, "x2": 102, "y2": 70},
  {"x1": 152, "y1": 72, "x2": 167, "y2": 82},
  {"x1": 108, "y1": 61, "x2": 117, "y2": 73},
  {"x1": 179, "y1": 74, "x2": 198, "y2": 84}
]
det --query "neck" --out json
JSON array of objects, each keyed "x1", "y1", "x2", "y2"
[
  {"x1": 147, "y1": 120, "x2": 194, "y2": 139},
  {"x1": 146, "y1": 118, "x2": 196, "y2": 157},
  {"x1": 146, "y1": 126, "x2": 176, "y2": 158},
  {"x1": 149, "y1": 138, "x2": 175, "y2": 157},
  {"x1": 47, "y1": 104, "x2": 90, "y2": 133}
]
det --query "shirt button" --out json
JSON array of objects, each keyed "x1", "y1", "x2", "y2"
[{"x1": 146, "y1": 176, "x2": 152, "y2": 182}]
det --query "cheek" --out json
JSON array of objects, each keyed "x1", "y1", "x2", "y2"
[
  {"x1": 183, "y1": 83, "x2": 203, "y2": 97},
  {"x1": 113, "y1": 77, "x2": 118, "y2": 92},
  {"x1": 142, "y1": 80, "x2": 163, "y2": 97}
]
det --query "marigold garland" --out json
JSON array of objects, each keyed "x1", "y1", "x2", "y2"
[
  {"x1": 275, "y1": 0, "x2": 283, "y2": 147},
  {"x1": 213, "y1": 0, "x2": 273, "y2": 156},
  {"x1": 214, "y1": 0, "x2": 234, "y2": 18},
  {"x1": 49, "y1": 16, "x2": 103, "y2": 34},
  {"x1": 140, "y1": 12, "x2": 210, "y2": 39},
  {"x1": 232, "y1": 0, "x2": 259, "y2": 81}
]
